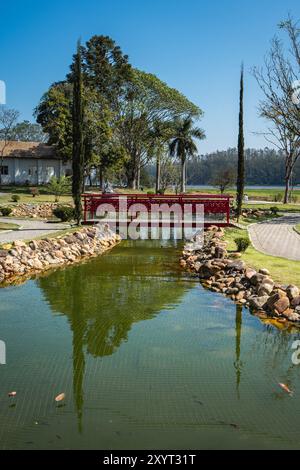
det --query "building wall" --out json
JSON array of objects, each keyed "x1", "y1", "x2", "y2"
[{"x1": 1, "y1": 158, "x2": 72, "y2": 185}]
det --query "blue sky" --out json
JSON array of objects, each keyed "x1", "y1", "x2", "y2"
[{"x1": 0, "y1": 0, "x2": 299, "y2": 152}]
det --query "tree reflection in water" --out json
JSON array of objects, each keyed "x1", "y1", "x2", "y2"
[{"x1": 38, "y1": 240, "x2": 190, "y2": 431}]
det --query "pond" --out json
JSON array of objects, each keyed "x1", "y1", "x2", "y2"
[{"x1": 0, "y1": 239, "x2": 300, "y2": 449}]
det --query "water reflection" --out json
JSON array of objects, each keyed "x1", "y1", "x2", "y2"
[
  {"x1": 38, "y1": 241, "x2": 190, "y2": 430},
  {"x1": 234, "y1": 304, "x2": 243, "y2": 399}
]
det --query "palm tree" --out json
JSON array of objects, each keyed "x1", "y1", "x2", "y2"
[{"x1": 169, "y1": 117, "x2": 205, "y2": 193}]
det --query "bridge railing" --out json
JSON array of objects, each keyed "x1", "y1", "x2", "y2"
[{"x1": 82, "y1": 193, "x2": 232, "y2": 227}]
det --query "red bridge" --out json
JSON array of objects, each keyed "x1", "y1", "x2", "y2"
[{"x1": 82, "y1": 193, "x2": 231, "y2": 228}]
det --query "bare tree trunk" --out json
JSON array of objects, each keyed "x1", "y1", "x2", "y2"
[
  {"x1": 99, "y1": 166, "x2": 104, "y2": 192},
  {"x1": 137, "y1": 164, "x2": 140, "y2": 190},
  {"x1": 181, "y1": 159, "x2": 186, "y2": 193},
  {"x1": 156, "y1": 154, "x2": 161, "y2": 193},
  {"x1": 283, "y1": 176, "x2": 290, "y2": 204},
  {"x1": 283, "y1": 162, "x2": 293, "y2": 204}
]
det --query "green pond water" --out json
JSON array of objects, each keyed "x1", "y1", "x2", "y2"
[{"x1": 0, "y1": 239, "x2": 300, "y2": 450}]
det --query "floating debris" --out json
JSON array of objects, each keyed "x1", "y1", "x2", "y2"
[
  {"x1": 55, "y1": 393, "x2": 66, "y2": 402},
  {"x1": 278, "y1": 383, "x2": 293, "y2": 395}
]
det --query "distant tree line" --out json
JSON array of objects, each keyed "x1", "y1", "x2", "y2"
[{"x1": 185, "y1": 148, "x2": 300, "y2": 187}]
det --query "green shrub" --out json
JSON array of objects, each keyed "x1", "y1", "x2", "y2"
[
  {"x1": 11, "y1": 194, "x2": 20, "y2": 203},
  {"x1": 0, "y1": 206, "x2": 12, "y2": 216},
  {"x1": 270, "y1": 206, "x2": 279, "y2": 215},
  {"x1": 47, "y1": 176, "x2": 71, "y2": 202},
  {"x1": 147, "y1": 191, "x2": 155, "y2": 195},
  {"x1": 157, "y1": 189, "x2": 165, "y2": 195},
  {"x1": 273, "y1": 193, "x2": 282, "y2": 202},
  {"x1": 53, "y1": 206, "x2": 74, "y2": 222},
  {"x1": 234, "y1": 237, "x2": 250, "y2": 252}
]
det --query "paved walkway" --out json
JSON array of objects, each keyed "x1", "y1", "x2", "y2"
[
  {"x1": 248, "y1": 213, "x2": 300, "y2": 261},
  {"x1": 0, "y1": 218, "x2": 69, "y2": 244}
]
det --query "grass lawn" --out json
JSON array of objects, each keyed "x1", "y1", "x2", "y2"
[
  {"x1": 0, "y1": 222, "x2": 20, "y2": 231},
  {"x1": 189, "y1": 187, "x2": 300, "y2": 202},
  {"x1": 224, "y1": 227, "x2": 300, "y2": 286},
  {"x1": 0, "y1": 192, "x2": 72, "y2": 206},
  {"x1": 295, "y1": 224, "x2": 300, "y2": 235}
]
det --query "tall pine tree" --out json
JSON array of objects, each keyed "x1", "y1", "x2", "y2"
[
  {"x1": 236, "y1": 64, "x2": 245, "y2": 221},
  {"x1": 72, "y1": 41, "x2": 84, "y2": 225}
]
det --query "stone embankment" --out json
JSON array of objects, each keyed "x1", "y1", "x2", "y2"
[
  {"x1": 0, "y1": 224, "x2": 121, "y2": 286},
  {"x1": 10, "y1": 203, "x2": 68, "y2": 219},
  {"x1": 180, "y1": 226, "x2": 300, "y2": 323}
]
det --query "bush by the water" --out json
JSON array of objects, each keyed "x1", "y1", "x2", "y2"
[
  {"x1": 234, "y1": 237, "x2": 250, "y2": 252},
  {"x1": 11, "y1": 194, "x2": 20, "y2": 203},
  {"x1": 53, "y1": 206, "x2": 74, "y2": 222},
  {"x1": 0, "y1": 207, "x2": 12, "y2": 216},
  {"x1": 270, "y1": 206, "x2": 279, "y2": 215}
]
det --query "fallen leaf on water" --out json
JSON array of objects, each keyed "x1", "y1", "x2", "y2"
[
  {"x1": 8, "y1": 391, "x2": 16, "y2": 397},
  {"x1": 278, "y1": 383, "x2": 293, "y2": 395},
  {"x1": 55, "y1": 393, "x2": 65, "y2": 402}
]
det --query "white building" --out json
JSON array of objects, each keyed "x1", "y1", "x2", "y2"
[{"x1": 0, "y1": 141, "x2": 72, "y2": 185}]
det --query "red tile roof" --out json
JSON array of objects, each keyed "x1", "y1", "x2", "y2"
[{"x1": 0, "y1": 141, "x2": 58, "y2": 159}]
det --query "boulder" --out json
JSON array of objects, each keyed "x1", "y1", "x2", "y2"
[
  {"x1": 250, "y1": 273, "x2": 268, "y2": 286},
  {"x1": 283, "y1": 309, "x2": 300, "y2": 322},
  {"x1": 245, "y1": 268, "x2": 256, "y2": 280},
  {"x1": 13, "y1": 240, "x2": 26, "y2": 248},
  {"x1": 291, "y1": 296, "x2": 300, "y2": 308},
  {"x1": 249, "y1": 295, "x2": 269, "y2": 310},
  {"x1": 267, "y1": 293, "x2": 290, "y2": 314},
  {"x1": 227, "y1": 260, "x2": 246, "y2": 272},
  {"x1": 259, "y1": 268, "x2": 270, "y2": 276},
  {"x1": 257, "y1": 279, "x2": 274, "y2": 296},
  {"x1": 286, "y1": 285, "x2": 300, "y2": 300}
]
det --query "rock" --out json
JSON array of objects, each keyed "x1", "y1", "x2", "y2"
[
  {"x1": 249, "y1": 295, "x2": 269, "y2": 310},
  {"x1": 226, "y1": 287, "x2": 239, "y2": 295},
  {"x1": 254, "y1": 310, "x2": 269, "y2": 319},
  {"x1": 0, "y1": 250, "x2": 8, "y2": 258},
  {"x1": 245, "y1": 268, "x2": 257, "y2": 280},
  {"x1": 235, "y1": 291, "x2": 245, "y2": 301},
  {"x1": 29, "y1": 240, "x2": 39, "y2": 250},
  {"x1": 215, "y1": 246, "x2": 227, "y2": 258},
  {"x1": 283, "y1": 309, "x2": 300, "y2": 322},
  {"x1": 286, "y1": 285, "x2": 300, "y2": 300},
  {"x1": 267, "y1": 293, "x2": 290, "y2": 314},
  {"x1": 257, "y1": 279, "x2": 274, "y2": 296},
  {"x1": 259, "y1": 268, "x2": 270, "y2": 276},
  {"x1": 250, "y1": 273, "x2": 268, "y2": 286},
  {"x1": 291, "y1": 296, "x2": 300, "y2": 308},
  {"x1": 227, "y1": 260, "x2": 246, "y2": 271}
]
